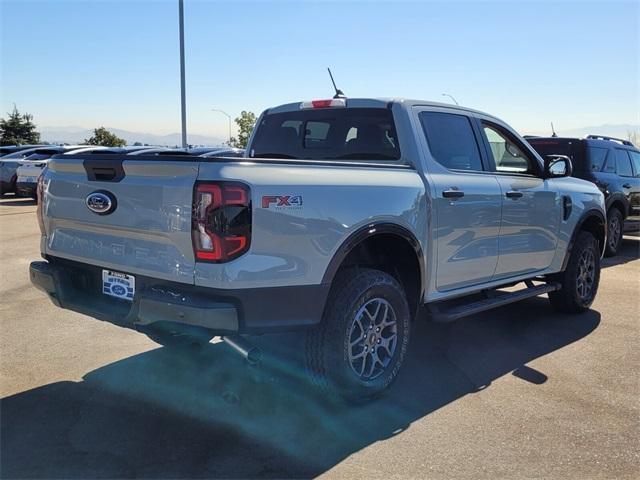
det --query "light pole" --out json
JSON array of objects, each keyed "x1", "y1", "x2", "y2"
[
  {"x1": 441, "y1": 93, "x2": 459, "y2": 106},
  {"x1": 212, "y1": 109, "x2": 232, "y2": 145},
  {"x1": 178, "y1": 0, "x2": 187, "y2": 148}
]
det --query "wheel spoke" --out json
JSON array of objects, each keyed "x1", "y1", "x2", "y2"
[
  {"x1": 379, "y1": 335, "x2": 396, "y2": 357},
  {"x1": 350, "y1": 317, "x2": 365, "y2": 347},
  {"x1": 358, "y1": 355, "x2": 367, "y2": 377},
  {"x1": 365, "y1": 300, "x2": 382, "y2": 323},
  {"x1": 364, "y1": 353, "x2": 378, "y2": 378},
  {"x1": 351, "y1": 348, "x2": 367, "y2": 360}
]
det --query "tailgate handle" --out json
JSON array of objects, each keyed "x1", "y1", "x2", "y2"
[{"x1": 83, "y1": 158, "x2": 125, "y2": 182}]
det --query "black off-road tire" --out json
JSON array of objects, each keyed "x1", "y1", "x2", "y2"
[
  {"x1": 549, "y1": 231, "x2": 600, "y2": 313},
  {"x1": 305, "y1": 268, "x2": 411, "y2": 403},
  {"x1": 604, "y1": 207, "x2": 623, "y2": 257}
]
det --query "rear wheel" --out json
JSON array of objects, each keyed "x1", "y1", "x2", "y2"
[
  {"x1": 604, "y1": 207, "x2": 623, "y2": 257},
  {"x1": 549, "y1": 231, "x2": 600, "y2": 313},
  {"x1": 305, "y1": 268, "x2": 411, "y2": 402}
]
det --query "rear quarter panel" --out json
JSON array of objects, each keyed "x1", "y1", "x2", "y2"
[{"x1": 195, "y1": 162, "x2": 426, "y2": 289}]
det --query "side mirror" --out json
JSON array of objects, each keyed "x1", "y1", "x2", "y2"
[
  {"x1": 545, "y1": 155, "x2": 573, "y2": 178},
  {"x1": 505, "y1": 142, "x2": 522, "y2": 157}
]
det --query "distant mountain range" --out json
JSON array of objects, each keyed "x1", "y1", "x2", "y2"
[
  {"x1": 39, "y1": 126, "x2": 225, "y2": 147},
  {"x1": 39, "y1": 123, "x2": 639, "y2": 147}
]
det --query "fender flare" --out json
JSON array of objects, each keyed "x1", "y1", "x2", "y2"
[
  {"x1": 321, "y1": 222, "x2": 426, "y2": 298},
  {"x1": 562, "y1": 209, "x2": 606, "y2": 270},
  {"x1": 605, "y1": 193, "x2": 630, "y2": 218}
]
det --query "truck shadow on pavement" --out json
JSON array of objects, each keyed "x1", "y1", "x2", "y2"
[
  {"x1": 0, "y1": 195, "x2": 36, "y2": 207},
  {"x1": 1, "y1": 297, "x2": 600, "y2": 479},
  {"x1": 601, "y1": 237, "x2": 640, "y2": 269}
]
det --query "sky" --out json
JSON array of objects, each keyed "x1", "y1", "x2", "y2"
[{"x1": 1, "y1": 0, "x2": 638, "y2": 141}]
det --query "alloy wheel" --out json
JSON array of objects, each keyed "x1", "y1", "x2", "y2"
[
  {"x1": 576, "y1": 248, "x2": 596, "y2": 302},
  {"x1": 348, "y1": 298, "x2": 398, "y2": 381},
  {"x1": 608, "y1": 215, "x2": 621, "y2": 251}
]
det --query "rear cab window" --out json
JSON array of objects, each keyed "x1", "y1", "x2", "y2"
[
  {"x1": 527, "y1": 139, "x2": 587, "y2": 171},
  {"x1": 250, "y1": 107, "x2": 400, "y2": 161}
]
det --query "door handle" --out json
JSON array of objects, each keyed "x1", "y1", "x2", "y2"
[
  {"x1": 623, "y1": 183, "x2": 631, "y2": 189},
  {"x1": 505, "y1": 190, "x2": 523, "y2": 199},
  {"x1": 442, "y1": 189, "x2": 464, "y2": 199}
]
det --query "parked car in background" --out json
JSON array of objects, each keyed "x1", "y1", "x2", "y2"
[
  {"x1": 13, "y1": 146, "x2": 87, "y2": 197},
  {"x1": 152, "y1": 146, "x2": 233, "y2": 156},
  {"x1": 0, "y1": 145, "x2": 44, "y2": 157},
  {"x1": 199, "y1": 147, "x2": 245, "y2": 158},
  {"x1": 127, "y1": 147, "x2": 178, "y2": 155},
  {"x1": 65, "y1": 146, "x2": 153, "y2": 155},
  {"x1": 126, "y1": 147, "x2": 235, "y2": 156},
  {"x1": 527, "y1": 135, "x2": 640, "y2": 256},
  {"x1": 15, "y1": 146, "x2": 158, "y2": 198},
  {"x1": 1, "y1": 146, "x2": 58, "y2": 195}
]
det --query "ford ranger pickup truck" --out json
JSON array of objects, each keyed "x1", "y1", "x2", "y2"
[{"x1": 30, "y1": 98, "x2": 606, "y2": 401}]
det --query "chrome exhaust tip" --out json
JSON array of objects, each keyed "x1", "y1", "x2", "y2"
[{"x1": 222, "y1": 335, "x2": 262, "y2": 365}]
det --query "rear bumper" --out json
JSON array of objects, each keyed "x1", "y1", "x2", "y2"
[
  {"x1": 15, "y1": 182, "x2": 36, "y2": 197},
  {"x1": 30, "y1": 257, "x2": 330, "y2": 335},
  {"x1": 623, "y1": 219, "x2": 640, "y2": 233},
  {"x1": 0, "y1": 178, "x2": 15, "y2": 193}
]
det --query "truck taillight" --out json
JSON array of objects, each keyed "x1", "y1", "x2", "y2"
[
  {"x1": 300, "y1": 98, "x2": 346, "y2": 109},
  {"x1": 36, "y1": 174, "x2": 45, "y2": 234},
  {"x1": 192, "y1": 182, "x2": 251, "y2": 262}
]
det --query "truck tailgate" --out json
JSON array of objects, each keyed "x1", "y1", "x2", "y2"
[{"x1": 42, "y1": 156, "x2": 199, "y2": 284}]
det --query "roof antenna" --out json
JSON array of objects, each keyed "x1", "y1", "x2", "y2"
[
  {"x1": 327, "y1": 67, "x2": 345, "y2": 99},
  {"x1": 551, "y1": 122, "x2": 558, "y2": 137}
]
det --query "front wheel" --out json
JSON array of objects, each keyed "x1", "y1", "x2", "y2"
[
  {"x1": 549, "y1": 231, "x2": 601, "y2": 313},
  {"x1": 305, "y1": 268, "x2": 411, "y2": 402}
]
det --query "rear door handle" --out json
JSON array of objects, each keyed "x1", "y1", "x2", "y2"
[
  {"x1": 442, "y1": 189, "x2": 464, "y2": 199},
  {"x1": 505, "y1": 190, "x2": 523, "y2": 199},
  {"x1": 623, "y1": 183, "x2": 631, "y2": 189}
]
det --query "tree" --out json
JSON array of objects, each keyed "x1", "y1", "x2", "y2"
[
  {"x1": 627, "y1": 130, "x2": 639, "y2": 147},
  {"x1": 0, "y1": 105, "x2": 41, "y2": 146},
  {"x1": 84, "y1": 127, "x2": 126, "y2": 147},
  {"x1": 229, "y1": 111, "x2": 256, "y2": 148}
]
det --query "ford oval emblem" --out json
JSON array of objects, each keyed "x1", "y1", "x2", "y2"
[{"x1": 85, "y1": 191, "x2": 117, "y2": 215}]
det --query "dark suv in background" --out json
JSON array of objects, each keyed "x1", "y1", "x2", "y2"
[{"x1": 527, "y1": 135, "x2": 640, "y2": 256}]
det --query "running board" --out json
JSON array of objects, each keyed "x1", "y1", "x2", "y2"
[{"x1": 428, "y1": 282, "x2": 561, "y2": 323}]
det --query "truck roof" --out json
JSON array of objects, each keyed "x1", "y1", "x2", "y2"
[
  {"x1": 528, "y1": 136, "x2": 638, "y2": 150},
  {"x1": 266, "y1": 97, "x2": 501, "y2": 122}
]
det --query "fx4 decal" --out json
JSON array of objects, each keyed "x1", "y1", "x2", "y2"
[{"x1": 262, "y1": 195, "x2": 303, "y2": 208}]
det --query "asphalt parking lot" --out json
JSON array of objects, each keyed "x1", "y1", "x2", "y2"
[{"x1": 0, "y1": 195, "x2": 638, "y2": 479}]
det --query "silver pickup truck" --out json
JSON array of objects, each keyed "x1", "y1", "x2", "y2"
[{"x1": 30, "y1": 98, "x2": 606, "y2": 401}]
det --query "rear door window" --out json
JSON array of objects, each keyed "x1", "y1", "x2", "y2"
[
  {"x1": 250, "y1": 108, "x2": 400, "y2": 161},
  {"x1": 615, "y1": 149, "x2": 633, "y2": 177},
  {"x1": 603, "y1": 154, "x2": 617, "y2": 173},
  {"x1": 419, "y1": 112, "x2": 484, "y2": 171},
  {"x1": 586, "y1": 147, "x2": 609, "y2": 171},
  {"x1": 629, "y1": 151, "x2": 640, "y2": 178}
]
